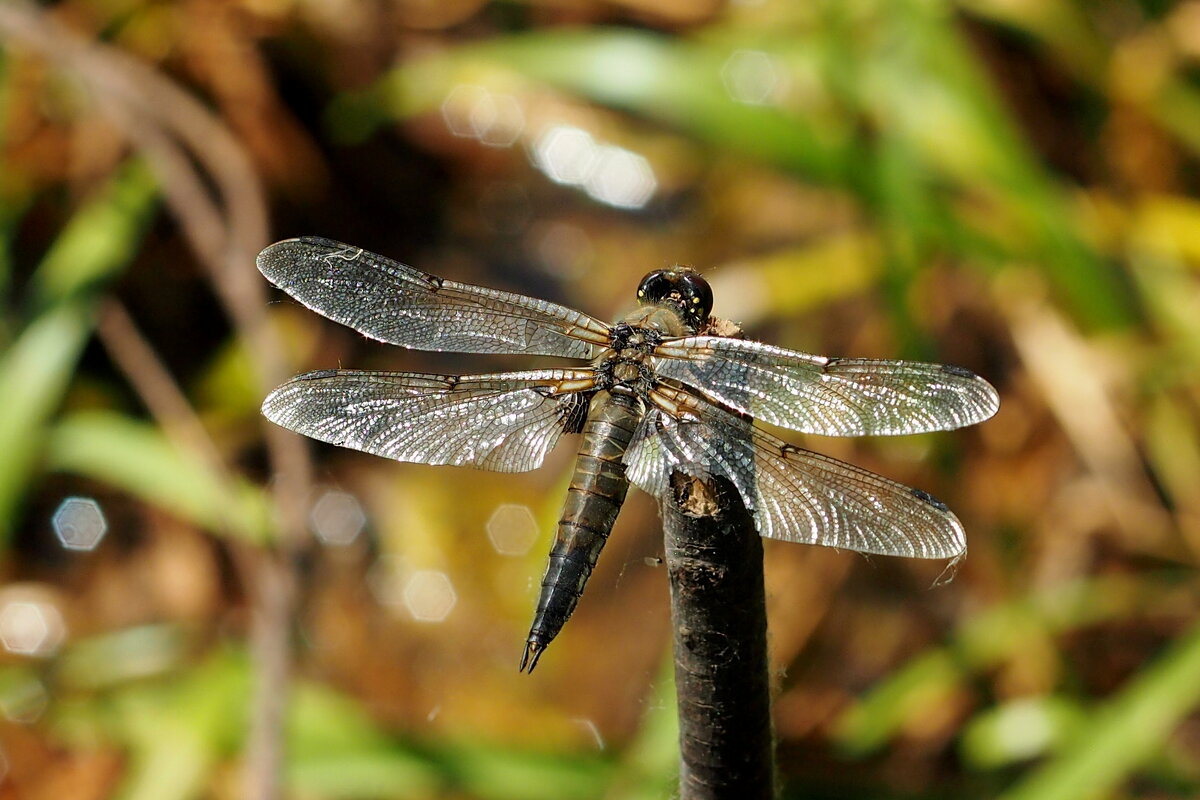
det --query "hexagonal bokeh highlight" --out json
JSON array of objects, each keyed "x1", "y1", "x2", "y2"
[
  {"x1": 477, "y1": 94, "x2": 525, "y2": 148},
  {"x1": 309, "y1": 489, "x2": 367, "y2": 546},
  {"x1": 442, "y1": 84, "x2": 489, "y2": 137},
  {"x1": 52, "y1": 496, "x2": 107, "y2": 551},
  {"x1": 440, "y1": 84, "x2": 524, "y2": 148},
  {"x1": 0, "y1": 598, "x2": 66, "y2": 657},
  {"x1": 583, "y1": 145, "x2": 657, "y2": 209},
  {"x1": 530, "y1": 124, "x2": 658, "y2": 210},
  {"x1": 486, "y1": 503, "x2": 540, "y2": 556},
  {"x1": 402, "y1": 570, "x2": 457, "y2": 623},
  {"x1": 720, "y1": 49, "x2": 781, "y2": 106},
  {"x1": 532, "y1": 124, "x2": 598, "y2": 186}
]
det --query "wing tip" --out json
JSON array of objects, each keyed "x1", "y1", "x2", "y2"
[
  {"x1": 261, "y1": 369, "x2": 346, "y2": 422},
  {"x1": 256, "y1": 236, "x2": 352, "y2": 279},
  {"x1": 256, "y1": 238, "x2": 301, "y2": 275},
  {"x1": 940, "y1": 363, "x2": 1001, "y2": 424},
  {"x1": 908, "y1": 487, "x2": 970, "y2": 560},
  {"x1": 260, "y1": 385, "x2": 288, "y2": 424}
]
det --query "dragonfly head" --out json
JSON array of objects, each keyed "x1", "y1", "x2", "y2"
[{"x1": 636, "y1": 266, "x2": 713, "y2": 332}]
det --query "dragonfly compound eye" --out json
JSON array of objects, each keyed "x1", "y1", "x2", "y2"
[{"x1": 637, "y1": 267, "x2": 713, "y2": 329}]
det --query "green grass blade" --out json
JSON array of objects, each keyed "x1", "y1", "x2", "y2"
[
  {"x1": 835, "y1": 574, "x2": 1156, "y2": 755},
  {"x1": 28, "y1": 160, "x2": 158, "y2": 309},
  {"x1": 347, "y1": 28, "x2": 857, "y2": 184},
  {"x1": 0, "y1": 301, "x2": 93, "y2": 541},
  {"x1": 45, "y1": 411, "x2": 271, "y2": 544},
  {"x1": 0, "y1": 161, "x2": 157, "y2": 543},
  {"x1": 999, "y1": 617, "x2": 1200, "y2": 800}
]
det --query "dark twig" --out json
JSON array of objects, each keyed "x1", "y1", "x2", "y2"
[{"x1": 662, "y1": 473, "x2": 776, "y2": 800}]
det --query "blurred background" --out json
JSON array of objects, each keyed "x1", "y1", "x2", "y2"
[{"x1": 2, "y1": 0, "x2": 1200, "y2": 798}]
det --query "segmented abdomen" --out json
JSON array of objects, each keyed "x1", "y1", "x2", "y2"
[{"x1": 520, "y1": 392, "x2": 641, "y2": 671}]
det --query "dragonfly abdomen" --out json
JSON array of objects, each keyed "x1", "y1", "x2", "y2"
[{"x1": 520, "y1": 392, "x2": 641, "y2": 672}]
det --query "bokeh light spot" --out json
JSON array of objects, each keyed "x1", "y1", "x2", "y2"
[
  {"x1": 486, "y1": 503, "x2": 540, "y2": 555},
  {"x1": 442, "y1": 84, "x2": 489, "y2": 137},
  {"x1": 402, "y1": 570, "x2": 457, "y2": 623},
  {"x1": 477, "y1": 93, "x2": 525, "y2": 147},
  {"x1": 0, "y1": 598, "x2": 66, "y2": 658},
  {"x1": 309, "y1": 489, "x2": 367, "y2": 546},
  {"x1": 991, "y1": 698, "x2": 1056, "y2": 760},
  {"x1": 52, "y1": 496, "x2": 107, "y2": 551},
  {"x1": 533, "y1": 125, "x2": 598, "y2": 185},
  {"x1": 583, "y1": 146, "x2": 657, "y2": 209},
  {"x1": 531, "y1": 125, "x2": 657, "y2": 209},
  {"x1": 720, "y1": 49, "x2": 781, "y2": 106},
  {"x1": 441, "y1": 84, "x2": 524, "y2": 147}
]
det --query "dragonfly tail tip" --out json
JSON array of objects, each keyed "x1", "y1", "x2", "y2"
[{"x1": 519, "y1": 641, "x2": 545, "y2": 673}]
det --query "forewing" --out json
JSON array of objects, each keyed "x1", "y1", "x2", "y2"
[
  {"x1": 625, "y1": 386, "x2": 966, "y2": 559},
  {"x1": 262, "y1": 369, "x2": 595, "y2": 472},
  {"x1": 258, "y1": 237, "x2": 612, "y2": 359},
  {"x1": 653, "y1": 336, "x2": 999, "y2": 436}
]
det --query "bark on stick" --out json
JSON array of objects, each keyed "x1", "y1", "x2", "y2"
[{"x1": 662, "y1": 472, "x2": 775, "y2": 800}]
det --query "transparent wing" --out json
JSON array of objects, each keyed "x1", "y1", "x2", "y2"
[
  {"x1": 653, "y1": 336, "x2": 999, "y2": 436},
  {"x1": 624, "y1": 386, "x2": 966, "y2": 559},
  {"x1": 262, "y1": 369, "x2": 596, "y2": 472},
  {"x1": 258, "y1": 237, "x2": 612, "y2": 359}
]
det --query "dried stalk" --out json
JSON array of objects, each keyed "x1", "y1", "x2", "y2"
[{"x1": 0, "y1": 6, "x2": 311, "y2": 798}]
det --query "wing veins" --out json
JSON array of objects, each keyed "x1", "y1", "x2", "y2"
[
  {"x1": 625, "y1": 385, "x2": 966, "y2": 559},
  {"x1": 262, "y1": 369, "x2": 597, "y2": 473},
  {"x1": 653, "y1": 336, "x2": 999, "y2": 436},
  {"x1": 259, "y1": 237, "x2": 613, "y2": 358}
]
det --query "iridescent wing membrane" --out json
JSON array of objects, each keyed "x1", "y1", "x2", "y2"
[
  {"x1": 258, "y1": 237, "x2": 612, "y2": 358},
  {"x1": 260, "y1": 237, "x2": 998, "y2": 559},
  {"x1": 628, "y1": 386, "x2": 977, "y2": 559},
  {"x1": 262, "y1": 369, "x2": 595, "y2": 473},
  {"x1": 652, "y1": 336, "x2": 999, "y2": 436}
]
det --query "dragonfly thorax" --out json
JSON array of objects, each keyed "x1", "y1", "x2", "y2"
[
  {"x1": 596, "y1": 354, "x2": 656, "y2": 397},
  {"x1": 608, "y1": 321, "x2": 664, "y2": 352}
]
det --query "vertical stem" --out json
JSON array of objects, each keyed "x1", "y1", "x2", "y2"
[
  {"x1": 662, "y1": 473, "x2": 776, "y2": 800},
  {"x1": 245, "y1": 551, "x2": 296, "y2": 800}
]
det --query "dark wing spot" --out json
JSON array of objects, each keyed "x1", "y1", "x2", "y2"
[
  {"x1": 296, "y1": 369, "x2": 340, "y2": 380},
  {"x1": 941, "y1": 364, "x2": 977, "y2": 379},
  {"x1": 824, "y1": 356, "x2": 843, "y2": 366},
  {"x1": 910, "y1": 487, "x2": 949, "y2": 512}
]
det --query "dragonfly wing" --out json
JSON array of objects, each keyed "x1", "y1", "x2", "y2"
[
  {"x1": 263, "y1": 369, "x2": 597, "y2": 472},
  {"x1": 258, "y1": 237, "x2": 612, "y2": 359},
  {"x1": 624, "y1": 386, "x2": 966, "y2": 559},
  {"x1": 653, "y1": 336, "x2": 999, "y2": 436}
]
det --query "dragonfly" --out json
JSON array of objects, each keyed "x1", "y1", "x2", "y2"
[{"x1": 258, "y1": 237, "x2": 999, "y2": 672}]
